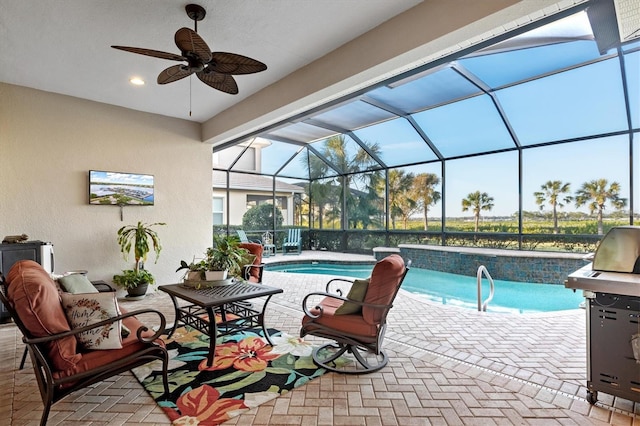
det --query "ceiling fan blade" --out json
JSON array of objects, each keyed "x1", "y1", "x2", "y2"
[
  {"x1": 209, "y1": 52, "x2": 267, "y2": 75},
  {"x1": 196, "y1": 70, "x2": 238, "y2": 94},
  {"x1": 174, "y1": 27, "x2": 212, "y2": 63},
  {"x1": 158, "y1": 65, "x2": 194, "y2": 84},
  {"x1": 111, "y1": 45, "x2": 186, "y2": 62}
]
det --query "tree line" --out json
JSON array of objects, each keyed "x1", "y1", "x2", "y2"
[{"x1": 300, "y1": 136, "x2": 627, "y2": 235}]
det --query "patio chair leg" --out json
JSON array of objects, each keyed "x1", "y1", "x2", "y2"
[
  {"x1": 20, "y1": 346, "x2": 28, "y2": 369},
  {"x1": 312, "y1": 343, "x2": 388, "y2": 374},
  {"x1": 161, "y1": 352, "x2": 170, "y2": 398},
  {"x1": 313, "y1": 343, "x2": 349, "y2": 365},
  {"x1": 349, "y1": 346, "x2": 388, "y2": 373},
  {"x1": 39, "y1": 399, "x2": 53, "y2": 426}
]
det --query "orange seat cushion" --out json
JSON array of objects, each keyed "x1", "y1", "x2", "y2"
[
  {"x1": 301, "y1": 296, "x2": 379, "y2": 341},
  {"x1": 53, "y1": 314, "x2": 163, "y2": 382},
  {"x1": 7, "y1": 260, "x2": 81, "y2": 371}
]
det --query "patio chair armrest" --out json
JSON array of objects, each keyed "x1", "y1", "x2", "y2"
[
  {"x1": 302, "y1": 290, "x2": 394, "y2": 319},
  {"x1": 302, "y1": 291, "x2": 349, "y2": 318},
  {"x1": 325, "y1": 278, "x2": 355, "y2": 294},
  {"x1": 24, "y1": 309, "x2": 167, "y2": 345},
  {"x1": 91, "y1": 281, "x2": 115, "y2": 293},
  {"x1": 243, "y1": 263, "x2": 265, "y2": 282}
]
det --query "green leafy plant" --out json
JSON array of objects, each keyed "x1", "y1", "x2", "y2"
[
  {"x1": 112, "y1": 269, "x2": 154, "y2": 290},
  {"x1": 205, "y1": 235, "x2": 251, "y2": 276},
  {"x1": 114, "y1": 221, "x2": 165, "y2": 291},
  {"x1": 117, "y1": 221, "x2": 166, "y2": 272},
  {"x1": 175, "y1": 259, "x2": 209, "y2": 279},
  {"x1": 176, "y1": 235, "x2": 252, "y2": 280}
]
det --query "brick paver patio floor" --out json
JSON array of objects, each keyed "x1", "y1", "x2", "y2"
[{"x1": 1, "y1": 251, "x2": 637, "y2": 425}]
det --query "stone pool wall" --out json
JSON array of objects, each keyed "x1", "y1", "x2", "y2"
[{"x1": 373, "y1": 245, "x2": 588, "y2": 285}]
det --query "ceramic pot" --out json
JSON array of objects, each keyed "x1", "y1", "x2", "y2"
[
  {"x1": 205, "y1": 270, "x2": 228, "y2": 281},
  {"x1": 126, "y1": 282, "x2": 148, "y2": 297}
]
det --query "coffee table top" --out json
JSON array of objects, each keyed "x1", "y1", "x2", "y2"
[{"x1": 159, "y1": 281, "x2": 283, "y2": 307}]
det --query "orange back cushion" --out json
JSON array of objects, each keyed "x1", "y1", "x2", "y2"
[
  {"x1": 239, "y1": 242, "x2": 263, "y2": 280},
  {"x1": 362, "y1": 254, "x2": 406, "y2": 324},
  {"x1": 7, "y1": 260, "x2": 81, "y2": 371}
]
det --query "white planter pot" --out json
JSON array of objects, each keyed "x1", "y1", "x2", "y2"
[
  {"x1": 205, "y1": 270, "x2": 228, "y2": 281},
  {"x1": 186, "y1": 271, "x2": 203, "y2": 281}
]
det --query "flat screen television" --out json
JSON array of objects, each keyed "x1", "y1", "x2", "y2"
[{"x1": 89, "y1": 170, "x2": 155, "y2": 206}]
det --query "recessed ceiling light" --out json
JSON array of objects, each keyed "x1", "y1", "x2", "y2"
[{"x1": 130, "y1": 77, "x2": 145, "y2": 86}]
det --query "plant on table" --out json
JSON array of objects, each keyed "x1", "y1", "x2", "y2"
[
  {"x1": 206, "y1": 234, "x2": 252, "y2": 276},
  {"x1": 113, "y1": 221, "x2": 165, "y2": 297},
  {"x1": 175, "y1": 259, "x2": 209, "y2": 280},
  {"x1": 177, "y1": 234, "x2": 252, "y2": 283}
]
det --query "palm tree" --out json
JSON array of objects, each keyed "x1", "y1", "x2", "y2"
[
  {"x1": 396, "y1": 195, "x2": 419, "y2": 229},
  {"x1": 461, "y1": 191, "x2": 494, "y2": 233},
  {"x1": 411, "y1": 173, "x2": 441, "y2": 231},
  {"x1": 386, "y1": 169, "x2": 415, "y2": 229},
  {"x1": 305, "y1": 149, "x2": 338, "y2": 229},
  {"x1": 574, "y1": 179, "x2": 627, "y2": 235},
  {"x1": 320, "y1": 135, "x2": 382, "y2": 229},
  {"x1": 534, "y1": 180, "x2": 572, "y2": 234}
]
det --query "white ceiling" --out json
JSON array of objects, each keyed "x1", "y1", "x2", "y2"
[{"x1": 0, "y1": 0, "x2": 422, "y2": 123}]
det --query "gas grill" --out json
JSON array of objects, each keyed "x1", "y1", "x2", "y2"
[{"x1": 565, "y1": 226, "x2": 640, "y2": 404}]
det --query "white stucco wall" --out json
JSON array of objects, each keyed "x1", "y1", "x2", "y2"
[{"x1": 0, "y1": 83, "x2": 213, "y2": 288}]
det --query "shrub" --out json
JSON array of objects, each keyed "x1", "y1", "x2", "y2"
[{"x1": 242, "y1": 204, "x2": 284, "y2": 230}]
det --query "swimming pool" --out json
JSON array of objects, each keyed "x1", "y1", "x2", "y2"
[{"x1": 266, "y1": 262, "x2": 584, "y2": 314}]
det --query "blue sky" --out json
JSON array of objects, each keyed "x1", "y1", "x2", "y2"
[
  {"x1": 90, "y1": 170, "x2": 154, "y2": 186},
  {"x1": 234, "y1": 15, "x2": 640, "y2": 220}
]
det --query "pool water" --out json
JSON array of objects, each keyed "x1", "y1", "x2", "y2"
[{"x1": 266, "y1": 263, "x2": 584, "y2": 314}]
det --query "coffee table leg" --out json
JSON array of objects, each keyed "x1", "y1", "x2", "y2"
[
  {"x1": 166, "y1": 293, "x2": 181, "y2": 338},
  {"x1": 206, "y1": 307, "x2": 217, "y2": 367},
  {"x1": 259, "y1": 295, "x2": 275, "y2": 345}
]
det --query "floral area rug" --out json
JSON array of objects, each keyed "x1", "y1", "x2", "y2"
[{"x1": 133, "y1": 325, "x2": 335, "y2": 425}]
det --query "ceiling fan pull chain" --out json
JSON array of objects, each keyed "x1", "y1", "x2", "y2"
[{"x1": 189, "y1": 75, "x2": 192, "y2": 117}]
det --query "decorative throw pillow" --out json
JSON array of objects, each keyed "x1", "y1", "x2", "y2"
[
  {"x1": 60, "y1": 292, "x2": 123, "y2": 350},
  {"x1": 334, "y1": 278, "x2": 370, "y2": 315},
  {"x1": 58, "y1": 274, "x2": 98, "y2": 294}
]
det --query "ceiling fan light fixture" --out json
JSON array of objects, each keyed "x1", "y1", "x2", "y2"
[
  {"x1": 130, "y1": 77, "x2": 145, "y2": 86},
  {"x1": 112, "y1": 3, "x2": 267, "y2": 95}
]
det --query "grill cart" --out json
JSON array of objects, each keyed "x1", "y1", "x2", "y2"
[{"x1": 565, "y1": 226, "x2": 640, "y2": 405}]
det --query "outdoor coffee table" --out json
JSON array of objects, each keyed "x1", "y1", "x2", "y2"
[{"x1": 159, "y1": 281, "x2": 283, "y2": 367}]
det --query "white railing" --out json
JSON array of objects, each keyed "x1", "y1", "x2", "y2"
[{"x1": 477, "y1": 265, "x2": 495, "y2": 312}]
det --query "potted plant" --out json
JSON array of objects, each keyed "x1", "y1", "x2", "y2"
[
  {"x1": 205, "y1": 234, "x2": 252, "y2": 279},
  {"x1": 177, "y1": 235, "x2": 252, "y2": 285},
  {"x1": 113, "y1": 221, "x2": 165, "y2": 297},
  {"x1": 175, "y1": 259, "x2": 209, "y2": 281},
  {"x1": 112, "y1": 269, "x2": 155, "y2": 297}
]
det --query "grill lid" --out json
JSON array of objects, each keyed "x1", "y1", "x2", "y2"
[{"x1": 592, "y1": 226, "x2": 640, "y2": 273}]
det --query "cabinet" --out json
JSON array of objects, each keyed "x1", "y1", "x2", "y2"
[{"x1": 0, "y1": 242, "x2": 44, "y2": 321}]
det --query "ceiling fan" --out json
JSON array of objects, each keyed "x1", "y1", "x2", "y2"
[{"x1": 111, "y1": 4, "x2": 267, "y2": 94}]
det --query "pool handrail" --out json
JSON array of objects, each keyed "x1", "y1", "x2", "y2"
[{"x1": 477, "y1": 265, "x2": 495, "y2": 312}]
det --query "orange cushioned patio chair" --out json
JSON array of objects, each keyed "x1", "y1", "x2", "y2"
[
  {"x1": 300, "y1": 254, "x2": 410, "y2": 374},
  {"x1": 239, "y1": 242, "x2": 265, "y2": 283},
  {"x1": 0, "y1": 260, "x2": 170, "y2": 426}
]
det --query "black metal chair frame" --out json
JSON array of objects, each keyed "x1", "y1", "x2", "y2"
[
  {"x1": 300, "y1": 259, "x2": 410, "y2": 374},
  {"x1": 0, "y1": 277, "x2": 170, "y2": 426},
  {"x1": 17, "y1": 280, "x2": 116, "y2": 370}
]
